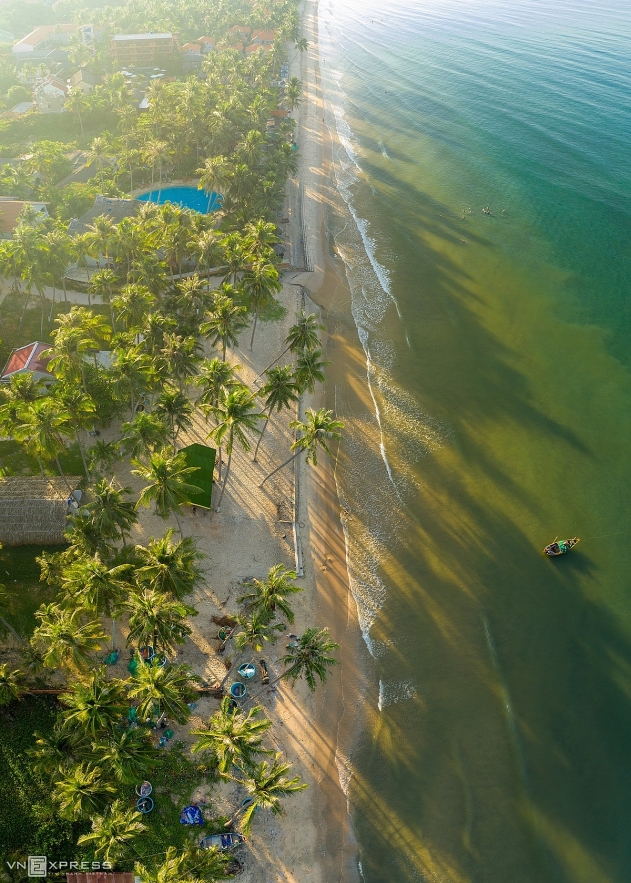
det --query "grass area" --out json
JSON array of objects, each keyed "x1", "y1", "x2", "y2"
[
  {"x1": 1, "y1": 544, "x2": 64, "y2": 638},
  {"x1": 0, "y1": 439, "x2": 86, "y2": 481},
  {"x1": 0, "y1": 108, "x2": 117, "y2": 156},
  {"x1": 0, "y1": 697, "x2": 88, "y2": 862}
]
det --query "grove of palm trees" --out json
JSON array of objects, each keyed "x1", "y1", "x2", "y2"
[{"x1": 0, "y1": 0, "x2": 344, "y2": 879}]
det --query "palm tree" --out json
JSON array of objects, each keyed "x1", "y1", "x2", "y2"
[
  {"x1": 143, "y1": 140, "x2": 172, "y2": 191},
  {"x1": 233, "y1": 610, "x2": 284, "y2": 653},
  {"x1": 241, "y1": 261, "x2": 282, "y2": 349},
  {"x1": 191, "y1": 696, "x2": 272, "y2": 775},
  {"x1": 206, "y1": 386, "x2": 263, "y2": 512},
  {"x1": 66, "y1": 87, "x2": 87, "y2": 137},
  {"x1": 0, "y1": 663, "x2": 21, "y2": 706},
  {"x1": 29, "y1": 723, "x2": 90, "y2": 779},
  {"x1": 294, "y1": 348, "x2": 329, "y2": 395},
  {"x1": 0, "y1": 583, "x2": 25, "y2": 645},
  {"x1": 13, "y1": 396, "x2": 72, "y2": 481},
  {"x1": 197, "y1": 155, "x2": 231, "y2": 212},
  {"x1": 31, "y1": 604, "x2": 106, "y2": 675},
  {"x1": 60, "y1": 672, "x2": 127, "y2": 738},
  {"x1": 253, "y1": 365, "x2": 299, "y2": 462},
  {"x1": 279, "y1": 627, "x2": 339, "y2": 691},
  {"x1": 238, "y1": 564, "x2": 301, "y2": 624},
  {"x1": 112, "y1": 285, "x2": 156, "y2": 333},
  {"x1": 83, "y1": 478, "x2": 137, "y2": 543},
  {"x1": 284, "y1": 77, "x2": 303, "y2": 112},
  {"x1": 123, "y1": 588, "x2": 196, "y2": 655},
  {"x1": 153, "y1": 387, "x2": 193, "y2": 451},
  {"x1": 78, "y1": 800, "x2": 146, "y2": 863},
  {"x1": 63, "y1": 511, "x2": 116, "y2": 559},
  {"x1": 111, "y1": 349, "x2": 154, "y2": 415},
  {"x1": 92, "y1": 727, "x2": 157, "y2": 784},
  {"x1": 237, "y1": 754, "x2": 307, "y2": 835},
  {"x1": 51, "y1": 383, "x2": 96, "y2": 479},
  {"x1": 158, "y1": 333, "x2": 201, "y2": 392},
  {"x1": 243, "y1": 219, "x2": 279, "y2": 260},
  {"x1": 258, "y1": 311, "x2": 325, "y2": 377},
  {"x1": 126, "y1": 660, "x2": 199, "y2": 723},
  {"x1": 55, "y1": 763, "x2": 117, "y2": 821},
  {"x1": 261, "y1": 408, "x2": 344, "y2": 486},
  {"x1": 61, "y1": 556, "x2": 132, "y2": 619},
  {"x1": 195, "y1": 358, "x2": 241, "y2": 408},
  {"x1": 88, "y1": 137, "x2": 109, "y2": 191},
  {"x1": 133, "y1": 449, "x2": 202, "y2": 535},
  {"x1": 89, "y1": 269, "x2": 119, "y2": 327},
  {"x1": 133, "y1": 530, "x2": 202, "y2": 601},
  {"x1": 121, "y1": 413, "x2": 170, "y2": 458},
  {"x1": 201, "y1": 293, "x2": 248, "y2": 361},
  {"x1": 135, "y1": 845, "x2": 232, "y2": 883},
  {"x1": 88, "y1": 440, "x2": 121, "y2": 477}
]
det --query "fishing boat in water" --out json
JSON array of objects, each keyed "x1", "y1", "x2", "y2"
[{"x1": 543, "y1": 537, "x2": 580, "y2": 557}]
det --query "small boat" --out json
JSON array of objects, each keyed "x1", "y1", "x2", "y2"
[
  {"x1": 199, "y1": 833, "x2": 245, "y2": 851},
  {"x1": 543, "y1": 537, "x2": 580, "y2": 557},
  {"x1": 230, "y1": 681, "x2": 246, "y2": 699},
  {"x1": 137, "y1": 796, "x2": 154, "y2": 814},
  {"x1": 136, "y1": 781, "x2": 152, "y2": 798},
  {"x1": 238, "y1": 663, "x2": 256, "y2": 680},
  {"x1": 258, "y1": 658, "x2": 269, "y2": 685}
]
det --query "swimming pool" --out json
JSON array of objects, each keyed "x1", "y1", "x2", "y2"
[{"x1": 135, "y1": 185, "x2": 221, "y2": 214}]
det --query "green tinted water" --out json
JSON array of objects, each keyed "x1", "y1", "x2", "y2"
[{"x1": 318, "y1": 0, "x2": 631, "y2": 880}]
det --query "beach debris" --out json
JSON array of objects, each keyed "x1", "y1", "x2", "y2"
[{"x1": 212, "y1": 614, "x2": 238, "y2": 627}]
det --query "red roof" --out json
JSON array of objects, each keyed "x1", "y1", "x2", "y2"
[{"x1": 1, "y1": 342, "x2": 54, "y2": 379}]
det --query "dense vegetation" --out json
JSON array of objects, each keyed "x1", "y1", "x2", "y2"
[{"x1": 0, "y1": 0, "x2": 344, "y2": 878}]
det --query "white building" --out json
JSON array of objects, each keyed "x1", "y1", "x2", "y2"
[{"x1": 34, "y1": 75, "x2": 69, "y2": 113}]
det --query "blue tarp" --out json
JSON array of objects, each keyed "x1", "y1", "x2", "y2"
[{"x1": 180, "y1": 805, "x2": 204, "y2": 825}]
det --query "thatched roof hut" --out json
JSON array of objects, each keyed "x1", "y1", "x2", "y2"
[{"x1": 0, "y1": 477, "x2": 81, "y2": 545}]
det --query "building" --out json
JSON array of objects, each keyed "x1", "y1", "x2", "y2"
[
  {"x1": 69, "y1": 195, "x2": 140, "y2": 236},
  {"x1": 196, "y1": 36, "x2": 216, "y2": 53},
  {"x1": 68, "y1": 67, "x2": 99, "y2": 94},
  {"x1": 111, "y1": 33, "x2": 177, "y2": 66},
  {"x1": 34, "y1": 74, "x2": 69, "y2": 113},
  {"x1": 227, "y1": 25, "x2": 251, "y2": 40},
  {"x1": 12, "y1": 24, "x2": 77, "y2": 56},
  {"x1": 0, "y1": 199, "x2": 48, "y2": 237},
  {"x1": 250, "y1": 29, "x2": 276, "y2": 46},
  {"x1": 181, "y1": 42, "x2": 203, "y2": 72},
  {"x1": 0, "y1": 477, "x2": 82, "y2": 546},
  {"x1": 0, "y1": 341, "x2": 55, "y2": 385}
]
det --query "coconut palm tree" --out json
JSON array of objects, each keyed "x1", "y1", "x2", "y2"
[
  {"x1": 0, "y1": 583, "x2": 25, "y2": 645},
  {"x1": 126, "y1": 660, "x2": 199, "y2": 723},
  {"x1": 61, "y1": 556, "x2": 132, "y2": 619},
  {"x1": 206, "y1": 386, "x2": 263, "y2": 512},
  {"x1": 158, "y1": 333, "x2": 202, "y2": 392},
  {"x1": 31, "y1": 604, "x2": 106, "y2": 675},
  {"x1": 92, "y1": 727, "x2": 157, "y2": 785},
  {"x1": 191, "y1": 696, "x2": 272, "y2": 775},
  {"x1": 63, "y1": 511, "x2": 116, "y2": 559},
  {"x1": 237, "y1": 754, "x2": 307, "y2": 835},
  {"x1": 88, "y1": 440, "x2": 121, "y2": 477},
  {"x1": 135, "y1": 530, "x2": 204, "y2": 600},
  {"x1": 195, "y1": 358, "x2": 241, "y2": 408},
  {"x1": 135, "y1": 845, "x2": 232, "y2": 883},
  {"x1": 133, "y1": 449, "x2": 202, "y2": 535},
  {"x1": 78, "y1": 800, "x2": 146, "y2": 863},
  {"x1": 0, "y1": 663, "x2": 21, "y2": 706},
  {"x1": 260, "y1": 408, "x2": 344, "y2": 486},
  {"x1": 112, "y1": 285, "x2": 156, "y2": 333},
  {"x1": 279, "y1": 627, "x2": 339, "y2": 691},
  {"x1": 121, "y1": 413, "x2": 170, "y2": 459},
  {"x1": 233, "y1": 610, "x2": 284, "y2": 653},
  {"x1": 89, "y1": 269, "x2": 119, "y2": 326},
  {"x1": 197, "y1": 155, "x2": 231, "y2": 212},
  {"x1": 238, "y1": 564, "x2": 301, "y2": 624},
  {"x1": 294, "y1": 348, "x2": 329, "y2": 395},
  {"x1": 29, "y1": 723, "x2": 90, "y2": 779},
  {"x1": 88, "y1": 136, "x2": 109, "y2": 190},
  {"x1": 201, "y1": 293, "x2": 248, "y2": 361},
  {"x1": 258, "y1": 311, "x2": 325, "y2": 377},
  {"x1": 13, "y1": 396, "x2": 72, "y2": 482},
  {"x1": 55, "y1": 763, "x2": 117, "y2": 821},
  {"x1": 153, "y1": 387, "x2": 193, "y2": 450},
  {"x1": 284, "y1": 77, "x2": 303, "y2": 112},
  {"x1": 60, "y1": 672, "x2": 127, "y2": 738},
  {"x1": 83, "y1": 478, "x2": 137, "y2": 543},
  {"x1": 241, "y1": 261, "x2": 282, "y2": 350},
  {"x1": 111, "y1": 349, "x2": 155, "y2": 416},
  {"x1": 243, "y1": 219, "x2": 279, "y2": 260},
  {"x1": 253, "y1": 365, "x2": 299, "y2": 462},
  {"x1": 51, "y1": 382, "x2": 96, "y2": 479},
  {"x1": 123, "y1": 588, "x2": 196, "y2": 655}
]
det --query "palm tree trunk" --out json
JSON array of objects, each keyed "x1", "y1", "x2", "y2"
[
  {"x1": 1, "y1": 616, "x2": 24, "y2": 645},
  {"x1": 216, "y1": 450, "x2": 232, "y2": 512},
  {"x1": 259, "y1": 449, "x2": 301, "y2": 487},
  {"x1": 62, "y1": 276, "x2": 67, "y2": 303},
  {"x1": 257, "y1": 344, "x2": 291, "y2": 380},
  {"x1": 55, "y1": 456, "x2": 76, "y2": 500},
  {"x1": 253, "y1": 413, "x2": 270, "y2": 462},
  {"x1": 249, "y1": 309, "x2": 259, "y2": 351},
  {"x1": 75, "y1": 428, "x2": 89, "y2": 480},
  {"x1": 173, "y1": 506, "x2": 184, "y2": 535}
]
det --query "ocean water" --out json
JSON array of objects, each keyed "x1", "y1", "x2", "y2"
[{"x1": 317, "y1": 0, "x2": 631, "y2": 881}]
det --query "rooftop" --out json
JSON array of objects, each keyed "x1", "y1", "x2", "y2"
[
  {"x1": 1, "y1": 341, "x2": 53, "y2": 380},
  {"x1": 112, "y1": 33, "x2": 173, "y2": 41},
  {"x1": 13, "y1": 24, "x2": 77, "y2": 49}
]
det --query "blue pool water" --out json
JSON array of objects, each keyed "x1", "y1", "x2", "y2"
[{"x1": 135, "y1": 185, "x2": 221, "y2": 213}]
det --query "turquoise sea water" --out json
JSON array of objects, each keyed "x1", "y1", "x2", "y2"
[
  {"x1": 135, "y1": 185, "x2": 220, "y2": 213},
  {"x1": 318, "y1": 1, "x2": 631, "y2": 881}
]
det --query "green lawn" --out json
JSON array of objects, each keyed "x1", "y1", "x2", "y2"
[{"x1": 1, "y1": 544, "x2": 64, "y2": 638}]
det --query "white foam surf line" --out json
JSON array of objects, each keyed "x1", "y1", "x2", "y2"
[{"x1": 360, "y1": 328, "x2": 400, "y2": 497}]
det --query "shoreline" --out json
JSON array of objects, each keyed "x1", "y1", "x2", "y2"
[{"x1": 290, "y1": 2, "x2": 367, "y2": 881}]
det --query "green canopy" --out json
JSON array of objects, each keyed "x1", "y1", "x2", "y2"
[{"x1": 181, "y1": 443, "x2": 216, "y2": 509}]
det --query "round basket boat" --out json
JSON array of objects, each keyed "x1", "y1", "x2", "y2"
[
  {"x1": 229, "y1": 682, "x2": 246, "y2": 699},
  {"x1": 237, "y1": 663, "x2": 256, "y2": 679},
  {"x1": 135, "y1": 781, "x2": 152, "y2": 798},
  {"x1": 137, "y1": 796, "x2": 154, "y2": 814}
]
